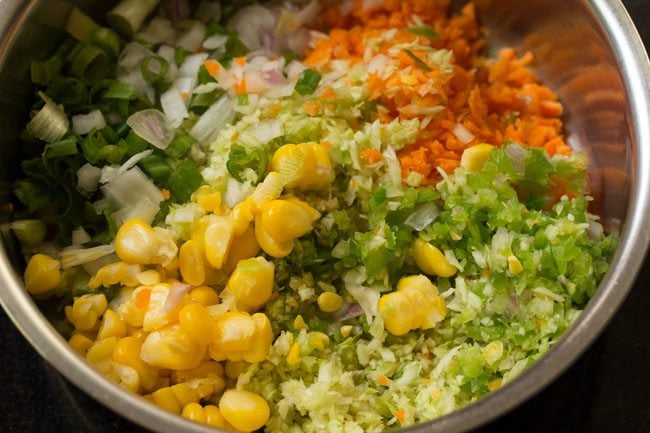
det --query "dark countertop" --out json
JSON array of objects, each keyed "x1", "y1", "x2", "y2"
[{"x1": 2, "y1": 1, "x2": 650, "y2": 432}]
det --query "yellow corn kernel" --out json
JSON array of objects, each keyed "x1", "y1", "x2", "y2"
[
  {"x1": 182, "y1": 402, "x2": 207, "y2": 423},
  {"x1": 71, "y1": 294, "x2": 108, "y2": 331},
  {"x1": 243, "y1": 313, "x2": 273, "y2": 363},
  {"x1": 412, "y1": 239, "x2": 457, "y2": 278},
  {"x1": 198, "y1": 191, "x2": 222, "y2": 213},
  {"x1": 173, "y1": 360, "x2": 224, "y2": 382},
  {"x1": 224, "y1": 225, "x2": 261, "y2": 271},
  {"x1": 396, "y1": 275, "x2": 446, "y2": 329},
  {"x1": 179, "y1": 303, "x2": 216, "y2": 345},
  {"x1": 285, "y1": 196, "x2": 321, "y2": 222},
  {"x1": 287, "y1": 342, "x2": 301, "y2": 366},
  {"x1": 204, "y1": 405, "x2": 232, "y2": 429},
  {"x1": 482, "y1": 340, "x2": 504, "y2": 365},
  {"x1": 171, "y1": 382, "x2": 199, "y2": 407},
  {"x1": 192, "y1": 185, "x2": 212, "y2": 201},
  {"x1": 189, "y1": 285, "x2": 219, "y2": 306},
  {"x1": 113, "y1": 336, "x2": 159, "y2": 391},
  {"x1": 115, "y1": 219, "x2": 157, "y2": 264},
  {"x1": 225, "y1": 360, "x2": 249, "y2": 380},
  {"x1": 86, "y1": 336, "x2": 118, "y2": 374},
  {"x1": 460, "y1": 143, "x2": 495, "y2": 173},
  {"x1": 260, "y1": 200, "x2": 313, "y2": 242},
  {"x1": 69, "y1": 333, "x2": 94, "y2": 355},
  {"x1": 24, "y1": 253, "x2": 61, "y2": 295},
  {"x1": 136, "y1": 269, "x2": 162, "y2": 286},
  {"x1": 340, "y1": 325, "x2": 353, "y2": 338},
  {"x1": 508, "y1": 255, "x2": 524, "y2": 275},
  {"x1": 293, "y1": 314, "x2": 307, "y2": 330},
  {"x1": 152, "y1": 387, "x2": 181, "y2": 413},
  {"x1": 143, "y1": 283, "x2": 185, "y2": 332},
  {"x1": 179, "y1": 240, "x2": 206, "y2": 287},
  {"x1": 227, "y1": 257, "x2": 274, "y2": 309},
  {"x1": 271, "y1": 143, "x2": 314, "y2": 190},
  {"x1": 88, "y1": 262, "x2": 143, "y2": 289},
  {"x1": 204, "y1": 215, "x2": 235, "y2": 269},
  {"x1": 113, "y1": 363, "x2": 140, "y2": 392},
  {"x1": 230, "y1": 198, "x2": 256, "y2": 237},
  {"x1": 317, "y1": 292, "x2": 343, "y2": 313},
  {"x1": 219, "y1": 389, "x2": 270, "y2": 433},
  {"x1": 212, "y1": 312, "x2": 256, "y2": 353},
  {"x1": 254, "y1": 213, "x2": 293, "y2": 258},
  {"x1": 97, "y1": 309, "x2": 127, "y2": 341},
  {"x1": 377, "y1": 292, "x2": 416, "y2": 336},
  {"x1": 140, "y1": 324, "x2": 206, "y2": 370},
  {"x1": 307, "y1": 332, "x2": 330, "y2": 351}
]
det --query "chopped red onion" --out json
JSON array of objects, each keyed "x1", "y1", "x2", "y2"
[{"x1": 452, "y1": 122, "x2": 475, "y2": 144}]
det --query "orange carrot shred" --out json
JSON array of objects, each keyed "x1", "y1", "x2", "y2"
[
  {"x1": 360, "y1": 148, "x2": 383, "y2": 164},
  {"x1": 203, "y1": 59, "x2": 222, "y2": 77},
  {"x1": 135, "y1": 289, "x2": 152, "y2": 310}
]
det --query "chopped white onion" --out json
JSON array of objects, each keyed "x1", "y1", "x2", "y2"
[
  {"x1": 160, "y1": 87, "x2": 189, "y2": 128},
  {"x1": 193, "y1": 82, "x2": 220, "y2": 94},
  {"x1": 190, "y1": 95, "x2": 235, "y2": 145},
  {"x1": 248, "y1": 119, "x2": 282, "y2": 144},
  {"x1": 179, "y1": 52, "x2": 209, "y2": 77},
  {"x1": 202, "y1": 33, "x2": 228, "y2": 50},
  {"x1": 173, "y1": 76, "x2": 197, "y2": 97},
  {"x1": 156, "y1": 45, "x2": 178, "y2": 80},
  {"x1": 71, "y1": 226, "x2": 91, "y2": 246},
  {"x1": 72, "y1": 109, "x2": 106, "y2": 136},
  {"x1": 82, "y1": 253, "x2": 119, "y2": 276},
  {"x1": 405, "y1": 202, "x2": 440, "y2": 231},
  {"x1": 223, "y1": 178, "x2": 249, "y2": 208},
  {"x1": 112, "y1": 196, "x2": 160, "y2": 226},
  {"x1": 101, "y1": 167, "x2": 163, "y2": 225},
  {"x1": 452, "y1": 122, "x2": 475, "y2": 144},
  {"x1": 382, "y1": 147, "x2": 402, "y2": 186},
  {"x1": 100, "y1": 150, "x2": 153, "y2": 184},
  {"x1": 137, "y1": 17, "x2": 177, "y2": 45},
  {"x1": 163, "y1": 282, "x2": 190, "y2": 313},
  {"x1": 176, "y1": 20, "x2": 207, "y2": 52},
  {"x1": 195, "y1": 0, "x2": 222, "y2": 23},
  {"x1": 286, "y1": 60, "x2": 308, "y2": 81},
  {"x1": 127, "y1": 109, "x2": 174, "y2": 150},
  {"x1": 117, "y1": 43, "x2": 157, "y2": 103},
  {"x1": 60, "y1": 244, "x2": 116, "y2": 269},
  {"x1": 77, "y1": 163, "x2": 102, "y2": 195},
  {"x1": 227, "y1": 5, "x2": 277, "y2": 52}
]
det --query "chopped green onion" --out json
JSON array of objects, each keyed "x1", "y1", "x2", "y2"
[
  {"x1": 189, "y1": 90, "x2": 223, "y2": 114},
  {"x1": 124, "y1": 130, "x2": 149, "y2": 155},
  {"x1": 295, "y1": 69, "x2": 322, "y2": 95},
  {"x1": 103, "y1": 80, "x2": 136, "y2": 100},
  {"x1": 206, "y1": 22, "x2": 227, "y2": 36},
  {"x1": 227, "y1": 144, "x2": 269, "y2": 184},
  {"x1": 406, "y1": 25, "x2": 440, "y2": 40},
  {"x1": 47, "y1": 77, "x2": 89, "y2": 111},
  {"x1": 13, "y1": 179, "x2": 51, "y2": 212},
  {"x1": 115, "y1": 123, "x2": 131, "y2": 138},
  {"x1": 167, "y1": 160, "x2": 203, "y2": 203},
  {"x1": 7, "y1": 220, "x2": 47, "y2": 246},
  {"x1": 106, "y1": 0, "x2": 162, "y2": 37},
  {"x1": 197, "y1": 65, "x2": 216, "y2": 85},
  {"x1": 237, "y1": 93, "x2": 249, "y2": 106},
  {"x1": 43, "y1": 137, "x2": 78, "y2": 159},
  {"x1": 220, "y1": 34, "x2": 249, "y2": 65},
  {"x1": 140, "y1": 56, "x2": 169, "y2": 82},
  {"x1": 99, "y1": 144, "x2": 128, "y2": 164},
  {"x1": 164, "y1": 133, "x2": 196, "y2": 159},
  {"x1": 26, "y1": 92, "x2": 69, "y2": 143},
  {"x1": 92, "y1": 27, "x2": 122, "y2": 58},
  {"x1": 402, "y1": 49, "x2": 433, "y2": 72},
  {"x1": 65, "y1": 6, "x2": 100, "y2": 42},
  {"x1": 98, "y1": 125, "x2": 119, "y2": 144},
  {"x1": 31, "y1": 56, "x2": 64, "y2": 86},
  {"x1": 174, "y1": 47, "x2": 187, "y2": 66},
  {"x1": 139, "y1": 154, "x2": 172, "y2": 184},
  {"x1": 69, "y1": 43, "x2": 110, "y2": 83}
]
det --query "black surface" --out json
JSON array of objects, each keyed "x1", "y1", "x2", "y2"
[{"x1": 2, "y1": 1, "x2": 650, "y2": 432}]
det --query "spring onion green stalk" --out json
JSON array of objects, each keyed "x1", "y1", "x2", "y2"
[
  {"x1": 140, "y1": 55, "x2": 169, "y2": 82},
  {"x1": 43, "y1": 137, "x2": 78, "y2": 159},
  {"x1": 91, "y1": 27, "x2": 122, "y2": 58},
  {"x1": 295, "y1": 68, "x2": 321, "y2": 95},
  {"x1": 30, "y1": 56, "x2": 63, "y2": 86},
  {"x1": 106, "y1": 0, "x2": 161, "y2": 38},
  {"x1": 167, "y1": 160, "x2": 203, "y2": 203},
  {"x1": 69, "y1": 43, "x2": 110, "y2": 83},
  {"x1": 7, "y1": 220, "x2": 47, "y2": 247},
  {"x1": 26, "y1": 92, "x2": 69, "y2": 143},
  {"x1": 65, "y1": 6, "x2": 100, "y2": 42},
  {"x1": 164, "y1": 133, "x2": 196, "y2": 159},
  {"x1": 139, "y1": 154, "x2": 172, "y2": 184}
]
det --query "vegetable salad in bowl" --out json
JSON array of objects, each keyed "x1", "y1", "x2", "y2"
[{"x1": 7, "y1": 0, "x2": 616, "y2": 432}]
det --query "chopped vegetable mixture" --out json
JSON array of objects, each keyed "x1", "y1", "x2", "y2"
[{"x1": 6, "y1": 0, "x2": 616, "y2": 432}]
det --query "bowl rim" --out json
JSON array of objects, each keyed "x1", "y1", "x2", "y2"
[{"x1": 1, "y1": 0, "x2": 649, "y2": 432}]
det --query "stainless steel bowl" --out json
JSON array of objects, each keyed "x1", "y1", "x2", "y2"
[{"x1": 0, "y1": 1, "x2": 648, "y2": 432}]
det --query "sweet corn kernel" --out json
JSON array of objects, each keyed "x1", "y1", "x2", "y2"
[
  {"x1": 113, "y1": 363, "x2": 140, "y2": 392},
  {"x1": 179, "y1": 240, "x2": 206, "y2": 287},
  {"x1": 460, "y1": 143, "x2": 495, "y2": 173},
  {"x1": 97, "y1": 309, "x2": 127, "y2": 341},
  {"x1": 140, "y1": 324, "x2": 206, "y2": 370},
  {"x1": 204, "y1": 216, "x2": 235, "y2": 269},
  {"x1": 24, "y1": 253, "x2": 61, "y2": 295},
  {"x1": 340, "y1": 325, "x2": 353, "y2": 338},
  {"x1": 244, "y1": 313, "x2": 273, "y2": 363},
  {"x1": 219, "y1": 389, "x2": 270, "y2": 432},
  {"x1": 171, "y1": 382, "x2": 199, "y2": 407},
  {"x1": 230, "y1": 198, "x2": 256, "y2": 237},
  {"x1": 285, "y1": 196, "x2": 321, "y2": 222},
  {"x1": 115, "y1": 219, "x2": 157, "y2": 264},
  {"x1": 182, "y1": 402, "x2": 207, "y2": 423},
  {"x1": 225, "y1": 360, "x2": 249, "y2": 380},
  {"x1": 307, "y1": 331, "x2": 330, "y2": 351},
  {"x1": 143, "y1": 283, "x2": 184, "y2": 332},
  {"x1": 179, "y1": 303, "x2": 216, "y2": 345},
  {"x1": 152, "y1": 387, "x2": 181, "y2": 413},
  {"x1": 271, "y1": 143, "x2": 313, "y2": 190},
  {"x1": 113, "y1": 336, "x2": 159, "y2": 391},
  {"x1": 293, "y1": 315, "x2": 307, "y2": 330},
  {"x1": 227, "y1": 257, "x2": 274, "y2": 309},
  {"x1": 136, "y1": 269, "x2": 162, "y2": 286},
  {"x1": 507, "y1": 255, "x2": 524, "y2": 275},
  {"x1": 317, "y1": 292, "x2": 343, "y2": 313},
  {"x1": 377, "y1": 292, "x2": 416, "y2": 336},
  {"x1": 212, "y1": 312, "x2": 256, "y2": 352},
  {"x1": 254, "y1": 213, "x2": 293, "y2": 258},
  {"x1": 71, "y1": 294, "x2": 108, "y2": 331},
  {"x1": 412, "y1": 239, "x2": 457, "y2": 278},
  {"x1": 225, "y1": 225, "x2": 261, "y2": 272},
  {"x1": 69, "y1": 333, "x2": 94, "y2": 355},
  {"x1": 260, "y1": 200, "x2": 313, "y2": 242},
  {"x1": 189, "y1": 286, "x2": 219, "y2": 306},
  {"x1": 287, "y1": 342, "x2": 301, "y2": 366},
  {"x1": 204, "y1": 405, "x2": 231, "y2": 429},
  {"x1": 86, "y1": 336, "x2": 118, "y2": 374},
  {"x1": 198, "y1": 191, "x2": 222, "y2": 213},
  {"x1": 88, "y1": 262, "x2": 143, "y2": 289},
  {"x1": 482, "y1": 340, "x2": 504, "y2": 365}
]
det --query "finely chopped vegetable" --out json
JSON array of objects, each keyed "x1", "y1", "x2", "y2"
[{"x1": 5, "y1": 0, "x2": 616, "y2": 432}]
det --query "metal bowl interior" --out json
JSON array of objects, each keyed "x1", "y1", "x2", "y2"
[{"x1": 0, "y1": 1, "x2": 648, "y2": 433}]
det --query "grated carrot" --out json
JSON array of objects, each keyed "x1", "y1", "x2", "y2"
[
  {"x1": 376, "y1": 374, "x2": 389, "y2": 386},
  {"x1": 161, "y1": 189, "x2": 171, "y2": 200},
  {"x1": 135, "y1": 288, "x2": 152, "y2": 310},
  {"x1": 234, "y1": 56, "x2": 247, "y2": 66},
  {"x1": 361, "y1": 148, "x2": 383, "y2": 164},
  {"x1": 234, "y1": 78, "x2": 247, "y2": 94},
  {"x1": 303, "y1": 101, "x2": 321, "y2": 116},
  {"x1": 394, "y1": 409, "x2": 407, "y2": 424},
  {"x1": 203, "y1": 59, "x2": 222, "y2": 78}
]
